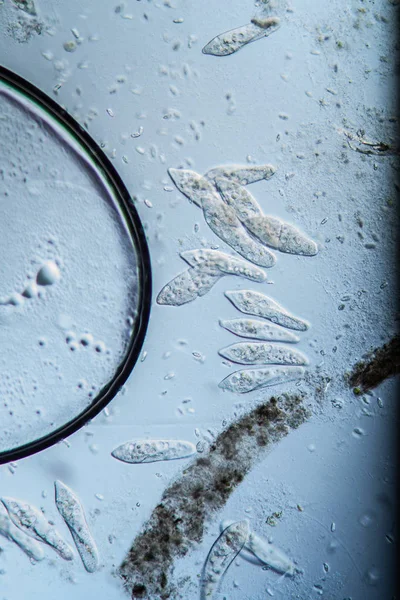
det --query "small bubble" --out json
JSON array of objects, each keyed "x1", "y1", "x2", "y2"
[{"x1": 80, "y1": 333, "x2": 94, "y2": 347}]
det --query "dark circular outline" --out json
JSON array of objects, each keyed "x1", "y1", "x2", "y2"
[{"x1": 0, "y1": 66, "x2": 152, "y2": 465}]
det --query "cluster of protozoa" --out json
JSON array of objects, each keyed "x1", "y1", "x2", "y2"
[
  {"x1": 157, "y1": 248, "x2": 268, "y2": 306},
  {"x1": 0, "y1": 482, "x2": 99, "y2": 572},
  {"x1": 158, "y1": 164, "x2": 317, "y2": 307},
  {"x1": 201, "y1": 519, "x2": 295, "y2": 599},
  {"x1": 219, "y1": 289, "x2": 310, "y2": 393}
]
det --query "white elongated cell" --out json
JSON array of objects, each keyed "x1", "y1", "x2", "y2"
[
  {"x1": 168, "y1": 167, "x2": 215, "y2": 208},
  {"x1": 244, "y1": 214, "x2": 318, "y2": 256},
  {"x1": 214, "y1": 178, "x2": 263, "y2": 222},
  {"x1": 202, "y1": 18, "x2": 280, "y2": 56},
  {"x1": 0, "y1": 506, "x2": 44, "y2": 561},
  {"x1": 111, "y1": 439, "x2": 196, "y2": 463},
  {"x1": 219, "y1": 342, "x2": 309, "y2": 366},
  {"x1": 219, "y1": 366, "x2": 305, "y2": 393},
  {"x1": 1, "y1": 497, "x2": 74, "y2": 561},
  {"x1": 200, "y1": 183, "x2": 276, "y2": 268},
  {"x1": 157, "y1": 266, "x2": 222, "y2": 306},
  {"x1": 225, "y1": 290, "x2": 309, "y2": 331},
  {"x1": 220, "y1": 520, "x2": 295, "y2": 575},
  {"x1": 205, "y1": 164, "x2": 276, "y2": 186},
  {"x1": 167, "y1": 169, "x2": 276, "y2": 267},
  {"x1": 54, "y1": 480, "x2": 99, "y2": 573},
  {"x1": 180, "y1": 249, "x2": 266, "y2": 282},
  {"x1": 201, "y1": 520, "x2": 249, "y2": 599},
  {"x1": 219, "y1": 318, "x2": 300, "y2": 343}
]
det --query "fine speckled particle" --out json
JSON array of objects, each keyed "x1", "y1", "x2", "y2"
[
  {"x1": 54, "y1": 481, "x2": 99, "y2": 573},
  {"x1": 180, "y1": 249, "x2": 266, "y2": 282},
  {"x1": 225, "y1": 290, "x2": 309, "y2": 331},
  {"x1": 0, "y1": 507, "x2": 44, "y2": 561},
  {"x1": 219, "y1": 366, "x2": 305, "y2": 393},
  {"x1": 219, "y1": 342, "x2": 309, "y2": 366},
  {"x1": 1, "y1": 497, "x2": 74, "y2": 561},
  {"x1": 157, "y1": 266, "x2": 222, "y2": 306},
  {"x1": 202, "y1": 18, "x2": 280, "y2": 57},
  {"x1": 215, "y1": 178, "x2": 263, "y2": 222},
  {"x1": 205, "y1": 164, "x2": 276, "y2": 186},
  {"x1": 111, "y1": 439, "x2": 196, "y2": 464},
  {"x1": 201, "y1": 520, "x2": 249, "y2": 599},
  {"x1": 243, "y1": 214, "x2": 318, "y2": 256},
  {"x1": 220, "y1": 520, "x2": 295, "y2": 575},
  {"x1": 168, "y1": 168, "x2": 215, "y2": 208},
  {"x1": 219, "y1": 318, "x2": 300, "y2": 343}
]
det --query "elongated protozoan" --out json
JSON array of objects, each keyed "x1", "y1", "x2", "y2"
[
  {"x1": 220, "y1": 520, "x2": 295, "y2": 575},
  {"x1": 219, "y1": 318, "x2": 300, "y2": 343},
  {"x1": 111, "y1": 439, "x2": 196, "y2": 464},
  {"x1": 202, "y1": 18, "x2": 280, "y2": 57},
  {"x1": 200, "y1": 184, "x2": 276, "y2": 268},
  {"x1": 55, "y1": 481, "x2": 99, "y2": 573},
  {"x1": 219, "y1": 366, "x2": 305, "y2": 394},
  {"x1": 244, "y1": 214, "x2": 318, "y2": 256},
  {"x1": 180, "y1": 249, "x2": 266, "y2": 282},
  {"x1": 168, "y1": 168, "x2": 215, "y2": 208},
  {"x1": 219, "y1": 342, "x2": 309, "y2": 366},
  {"x1": 205, "y1": 164, "x2": 276, "y2": 186},
  {"x1": 225, "y1": 290, "x2": 309, "y2": 331},
  {"x1": 0, "y1": 507, "x2": 44, "y2": 561},
  {"x1": 201, "y1": 520, "x2": 249, "y2": 600},
  {"x1": 1, "y1": 497, "x2": 74, "y2": 561},
  {"x1": 215, "y1": 178, "x2": 263, "y2": 222},
  {"x1": 168, "y1": 169, "x2": 276, "y2": 267},
  {"x1": 157, "y1": 266, "x2": 222, "y2": 306}
]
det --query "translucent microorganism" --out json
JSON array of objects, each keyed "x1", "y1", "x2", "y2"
[
  {"x1": 219, "y1": 318, "x2": 300, "y2": 343},
  {"x1": 218, "y1": 341, "x2": 309, "y2": 365},
  {"x1": 219, "y1": 366, "x2": 305, "y2": 393},
  {"x1": 1, "y1": 497, "x2": 74, "y2": 561},
  {"x1": 180, "y1": 249, "x2": 266, "y2": 282},
  {"x1": 220, "y1": 519, "x2": 296, "y2": 575},
  {"x1": 214, "y1": 178, "x2": 263, "y2": 222},
  {"x1": 201, "y1": 520, "x2": 249, "y2": 599},
  {"x1": 55, "y1": 480, "x2": 99, "y2": 573},
  {"x1": 111, "y1": 439, "x2": 196, "y2": 463},
  {"x1": 202, "y1": 18, "x2": 280, "y2": 57},
  {"x1": 225, "y1": 290, "x2": 309, "y2": 331}
]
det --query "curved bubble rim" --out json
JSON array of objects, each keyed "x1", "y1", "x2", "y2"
[{"x1": 0, "y1": 66, "x2": 152, "y2": 465}]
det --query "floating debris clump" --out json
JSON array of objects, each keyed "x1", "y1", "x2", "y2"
[{"x1": 119, "y1": 394, "x2": 310, "y2": 599}]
